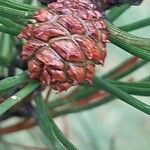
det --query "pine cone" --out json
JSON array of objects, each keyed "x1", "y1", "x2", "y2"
[{"x1": 18, "y1": 0, "x2": 108, "y2": 92}]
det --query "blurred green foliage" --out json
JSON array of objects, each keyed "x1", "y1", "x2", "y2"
[{"x1": 0, "y1": 0, "x2": 149, "y2": 150}]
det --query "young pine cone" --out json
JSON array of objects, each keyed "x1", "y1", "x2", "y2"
[{"x1": 18, "y1": 0, "x2": 109, "y2": 92}]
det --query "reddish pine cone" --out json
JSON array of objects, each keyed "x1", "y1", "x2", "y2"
[{"x1": 18, "y1": 0, "x2": 108, "y2": 92}]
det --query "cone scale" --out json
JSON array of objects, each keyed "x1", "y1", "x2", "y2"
[{"x1": 18, "y1": 0, "x2": 108, "y2": 92}]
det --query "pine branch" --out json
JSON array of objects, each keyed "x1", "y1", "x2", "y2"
[
  {"x1": 107, "y1": 21, "x2": 150, "y2": 49},
  {"x1": 110, "y1": 36, "x2": 150, "y2": 60},
  {"x1": 107, "y1": 4, "x2": 130, "y2": 21},
  {"x1": 0, "y1": 5, "x2": 34, "y2": 19},
  {"x1": 93, "y1": 76, "x2": 150, "y2": 115},
  {"x1": 0, "y1": 72, "x2": 29, "y2": 92},
  {"x1": 0, "y1": 0, "x2": 37, "y2": 11},
  {"x1": 0, "y1": 80, "x2": 39, "y2": 116},
  {"x1": 35, "y1": 94, "x2": 79, "y2": 150},
  {"x1": 119, "y1": 17, "x2": 150, "y2": 31}
]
